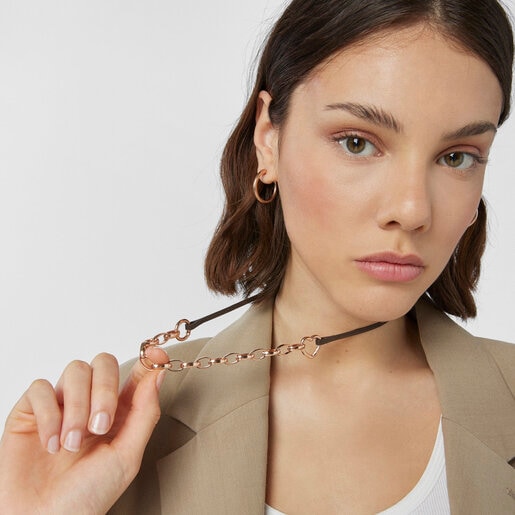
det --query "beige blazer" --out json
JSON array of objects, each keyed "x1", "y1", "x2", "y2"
[{"x1": 110, "y1": 297, "x2": 515, "y2": 514}]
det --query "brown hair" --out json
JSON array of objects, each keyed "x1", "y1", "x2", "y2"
[{"x1": 205, "y1": 0, "x2": 514, "y2": 319}]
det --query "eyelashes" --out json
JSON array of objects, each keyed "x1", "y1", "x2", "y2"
[
  {"x1": 337, "y1": 135, "x2": 379, "y2": 157},
  {"x1": 437, "y1": 152, "x2": 487, "y2": 170},
  {"x1": 333, "y1": 132, "x2": 488, "y2": 171}
]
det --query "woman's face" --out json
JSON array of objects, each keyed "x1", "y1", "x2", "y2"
[{"x1": 254, "y1": 25, "x2": 503, "y2": 324}]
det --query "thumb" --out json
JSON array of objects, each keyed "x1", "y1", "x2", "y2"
[
  {"x1": 119, "y1": 346, "x2": 170, "y2": 406},
  {"x1": 111, "y1": 346, "x2": 169, "y2": 448},
  {"x1": 109, "y1": 348, "x2": 169, "y2": 477},
  {"x1": 111, "y1": 365, "x2": 165, "y2": 473}
]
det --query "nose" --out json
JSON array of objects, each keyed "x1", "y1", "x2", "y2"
[{"x1": 376, "y1": 161, "x2": 432, "y2": 233}]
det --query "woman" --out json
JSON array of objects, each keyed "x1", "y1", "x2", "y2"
[{"x1": 1, "y1": 0, "x2": 514, "y2": 513}]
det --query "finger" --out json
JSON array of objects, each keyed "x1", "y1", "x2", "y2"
[
  {"x1": 118, "y1": 347, "x2": 169, "y2": 410},
  {"x1": 7, "y1": 379, "x2": 63, "y2": 454},
  {"x1": 111, "y1": 368, "x2": 165, "y2": 482},
  {"x1": 57, "y1": 360, "x2": 92, "y2": 453},
  {"x1": 88, "y1": 353, "x2": 119, "y2": 435}
]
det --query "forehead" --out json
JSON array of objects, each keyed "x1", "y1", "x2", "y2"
[{"x1": 290, "y1": 25, "x2": 503, "y2": 128}]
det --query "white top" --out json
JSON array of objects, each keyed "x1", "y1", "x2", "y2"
[{"x1": 265, "y1": 419, "x2": 450, "y2": 515}]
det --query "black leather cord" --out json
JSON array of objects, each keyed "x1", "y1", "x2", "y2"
[
  {"x1": 185, "y1": 294, "x2": 386, "y2": 344},
  {"x1": 316, "y1": 321, "x2": 387, "y2": 345},
  {"x1": 185, "y1": 294, "x2": 261, "y2": 331}
]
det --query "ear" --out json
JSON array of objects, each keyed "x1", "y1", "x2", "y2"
[{"x1": 254, "y1": 91, "x2": 279, "y2": 183}]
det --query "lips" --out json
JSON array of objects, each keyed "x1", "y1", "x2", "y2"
[{"x1": 355, "y1": 252, "x2": 425, "y2": 282}]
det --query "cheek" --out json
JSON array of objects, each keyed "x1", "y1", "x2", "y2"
[
  {"x1": 280, "y1": 168, "x2": 329, "y2": 226},
  {"x1": 277, "y1": 144, "x2": 372, "y2": 240},
  {"x1": 278, "y1": 142, "x2": 321, "y2": 234},
  {"x1": 279, "y1": 165, "x2": 347, "y2": 250},
  {"x1": 435, "y1": 179, "x2": 482, "y2": 235},
  {"x1": 427, "y1": 180, "x2": 483, "y2": 272}
]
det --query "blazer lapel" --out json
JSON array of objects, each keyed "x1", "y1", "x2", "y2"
[
  {"x1": 156, "y1": 300, "x2": 274, "y2": 514},
  {"x1": 416, "y1": 299, "x2": 515, "y2": 513},
  {"x1": 442, "y1": 418, "x2": 515, "y2": 513}
]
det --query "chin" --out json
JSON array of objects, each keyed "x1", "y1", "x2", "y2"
[{"x1": 329, "y1": 286, "x2": 424, "y2": 324}]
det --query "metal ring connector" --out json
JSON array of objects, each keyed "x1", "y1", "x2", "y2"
[
  {"x1": 174, "y1": 319, "x2": 191, "y2": 341},
  {"x1": 140, "y1": 341, "x2": 157, "y2": 370},
  {"x1": 300, "y1": 335, "x2": 321, "y2": 359}
]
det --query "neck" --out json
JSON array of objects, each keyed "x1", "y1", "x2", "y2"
[{"x1": 272, "y1": 284, "x2": 426, "y2": 375}]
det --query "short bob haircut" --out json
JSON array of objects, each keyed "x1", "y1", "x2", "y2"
[{"x1": 205, "y1": 0, "x2": 514, "y2": 319}]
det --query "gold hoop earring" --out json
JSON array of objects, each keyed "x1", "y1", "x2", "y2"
[
  {"x1": 468, "y1": 209, "x2": 479, "y2": 227},
  {"x1": 253, "y1": 169, "x2": 277, "y2": 204}
]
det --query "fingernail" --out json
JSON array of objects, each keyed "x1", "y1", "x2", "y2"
[
  {"x1": 156, "y1": 370, "x2": 166, "y2": 391},
  {"x1": 90, "y1": 411, "x2": 110, "y2": 435},
  {"x1": 47, "y1": 434, "x2": 60, "y2": 454},
  {"x1": 63, "y1": 430, "x2": 82, "y2": 452}
]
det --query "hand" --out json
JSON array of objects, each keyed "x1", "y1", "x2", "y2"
[{"x1": 0, "y1": 348, "x2": 168, "y2": 514}]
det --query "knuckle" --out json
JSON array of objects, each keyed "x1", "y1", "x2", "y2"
[
  {"x1": 73, "y1": 359, "x2": 91, "y2": 371},
  {"x1": 122, "y1": 458, "x2": 141, "y2": 484},
  {"x1": 29, "y1": 378, "x2": 53, "y2": 392},
  {"x1": 92, "y1": 352, "x2": 118, "y2": 366},
  {"x1": 65, "y1": 359, "x2": 91, "y2": 376},
  {"x1": 128, "y1": 367, "x2": 145, "y2": 386},
  {"x1": 65, "y1": 398, "x2": 89, "y2": 412},
  {"x1": 150, "y1": 404, "x2": 162, "y2": 426},
  {"x1": 38, "y1": 409, "x2": 60, "y2": 428},
  {"x1": 93, "y1": 384, "x2": 119, "y2": 404}
]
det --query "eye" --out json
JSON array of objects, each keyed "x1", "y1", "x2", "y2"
[
  {"x1": 337, "y1": 136, "x2": 378, "y2": 157},
  {"x1": 438, "y1": 151, "x2": 481, "y2": 170}
]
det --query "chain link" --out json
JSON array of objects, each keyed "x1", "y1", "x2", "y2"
[{"x1": 139, "y1": 318, "x2": 321, "y2": 372}]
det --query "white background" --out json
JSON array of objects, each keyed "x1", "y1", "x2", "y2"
[{"x1": 1, "y1": 0, "x2": 514, "y2": 427}]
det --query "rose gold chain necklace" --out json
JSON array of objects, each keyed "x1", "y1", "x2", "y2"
[{"x1": 139, "y1": 294, "x2": 386, "y2": 372}]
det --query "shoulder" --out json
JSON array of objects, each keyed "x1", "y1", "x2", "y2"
[
  {"x1": 477, "y1": 336, "x2": 515, "y2": 394},
  {"x1": 416, "y1": 296, "x2": 515, "y2": 402}
]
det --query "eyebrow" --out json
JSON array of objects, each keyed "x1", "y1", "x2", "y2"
[
  {"x1": 442, "y1": 121, "x2": 497, "y2": 140},
  {"x1": 324, "y1": 102, "x2": 403, "y2": 133},
  {"x1": 324, "y1": 102, "x2": 498, "y2": 141}
]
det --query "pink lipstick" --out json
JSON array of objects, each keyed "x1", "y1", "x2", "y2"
[{"x1": 355, "y1": 252, "x2": 424, "y2": 282}]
